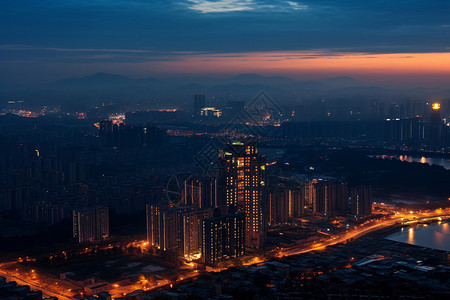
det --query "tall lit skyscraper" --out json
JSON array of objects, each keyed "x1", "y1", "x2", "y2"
[
  {"x1": 217, "y1": 140, "x2": 266, "y2": 250},
  {"x1": 73, "y1": 207, "x2": 109, "y2": 244},
  {"x1": 430, "y1": 102, "x2": 442, "y2": 147}
]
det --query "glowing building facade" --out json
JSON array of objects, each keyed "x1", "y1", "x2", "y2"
[{"x1": 217, "y1": 141, "x2": 266, "y2": 250}]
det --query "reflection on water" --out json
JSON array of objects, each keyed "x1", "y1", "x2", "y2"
[
  {"x1": 387, "y1": 222, "x2": 450, "y2": 251},
  {"x1": 372, "y1": 155, "x2": 450, "y2": 170},
  {"x1": 408, "y1": 228, "x2": 414, "y2": 244},
  {"x1": 435, "y1": 230, "x2": 444, "y2": 246}
]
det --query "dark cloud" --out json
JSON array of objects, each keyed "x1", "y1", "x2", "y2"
[{"x1": 0, "y1": 0, "x2": 449, "y2": 82}]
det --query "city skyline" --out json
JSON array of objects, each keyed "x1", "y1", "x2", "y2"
[{"x1": 1, "y1": 1, "x2": 450, "y2": 299}]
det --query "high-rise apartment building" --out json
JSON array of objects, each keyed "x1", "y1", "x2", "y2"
[
  {"x1": 146, "y1": 202, "x2": 170, "y2": 248},
  {"x1": 268, "y1": 188, "x2": 290, "y2": 225},
  {"x1": 180, "y1": 208, "x2": 214, "y2": 260},
  {"x1": 182, "y1": 177, "x2": 217, "y2": 209},
  {"x1": 202, "y1": 209, "x2": 245, "y2": 267},
  {"x1": 159, "y1": 206, "x2": 190, "y2": 252},
  {"x1": 217, "y1": 140, "x2": 266, "y2": 250},
  {"x1": 313, "y1": 180, "x2": 347, "y2": 216},
  {"x1": 146, "y1": 203, "x2": 192, "y2": 252},
  {"x1": 73, "y1": 207, "x2": 109, "y2": 243},
  {"x1": 268, "y1": 179, "x2": 306, "y2": 225},
  {"x1": 304, "y1": 179, "x2": 317, "y2": 206},
  {"x1": 194, "y1": 94, "x2": 206, "y2": 116},
  {"x1": 351, "y1": 186, "x2": 373, "y2": 217},
  {"x1": 430, "y1": 102, "x2": 443, "y2": 147},
  {"x1": 384, "y1": 117, "x2": 424, "y2": 146},
  {"x1": 288, "y1": 187, "x2": 305, "y2": 218}
]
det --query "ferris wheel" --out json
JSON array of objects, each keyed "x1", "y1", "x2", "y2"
[{"x1": 165, "y1": 173, "x2": 193, "y2": 206}]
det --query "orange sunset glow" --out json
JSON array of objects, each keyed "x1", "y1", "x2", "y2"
[{"x1": 147, "y1": 51, "x2": 450, "y2": 79}]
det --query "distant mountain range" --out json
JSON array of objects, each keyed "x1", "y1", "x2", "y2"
[
  {"x1": 51, "y1": 72, "x2": 364, "y2": 90},
  {"x1": 43, "y1": 72, "x2": 378, "y2": 100}
]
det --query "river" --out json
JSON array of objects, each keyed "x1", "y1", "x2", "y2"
[{"x1": 386, "y1": 222, "x2": 450, "y2": 251}]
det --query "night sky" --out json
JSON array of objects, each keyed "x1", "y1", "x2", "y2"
[{"x1": 1, "y1": 0, "x2": 449, "y2": 84}]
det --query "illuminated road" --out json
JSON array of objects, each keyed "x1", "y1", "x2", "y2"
[
  {"x1": 0, "y1": 268, "x2": 73, "y2": 300},
  {"x1": 276, "y1": 208, "x2": 450, "y2": 258},
  {"x1": 276, "y1": 218, "x2": 398, "y2": 257}
]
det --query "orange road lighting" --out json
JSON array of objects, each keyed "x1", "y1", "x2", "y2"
[{"x1": 432, "y1": 103, "x2": 440, "y2": 110}]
